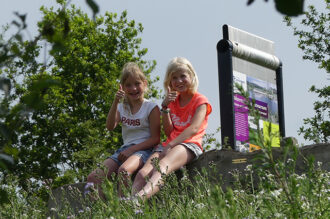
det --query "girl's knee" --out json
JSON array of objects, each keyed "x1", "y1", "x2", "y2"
[
  {"x1": 87, "y1": 172, "x2": 97, "y2": 183},
  {"x1": 87, "y1": 169, "x2": 104, "y2": 184},
  {"x1": 158, "y1": 160, "x2": 171, "y2": 173},
  {"x1": 135, "y1": 166, "x2": 151, "y2": 181},
  {"x1": 117, "y1": 166, "x2": 129, "y2": 176}
]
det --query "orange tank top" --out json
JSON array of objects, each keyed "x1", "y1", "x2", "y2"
[{"x1": 163, "y1": 92, "x2": 212, "y2": 151}]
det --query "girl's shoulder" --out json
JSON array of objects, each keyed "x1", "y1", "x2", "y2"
[
  {"x1": 143, "y1": 98, "x2": 158, "y2": 107},
  {"x1": 193, "y1": 92, "x2": 209, "y2": 103},
  {"x1": 192, "y1": 92, "x2": 212, "y2": 114},
  {"x1": 142, "y1": 99, "x2": 159, "y2": 113}
]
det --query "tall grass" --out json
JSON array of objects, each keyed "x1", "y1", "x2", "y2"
[{"x1": 0, "y1": 149, "x2": 329, "y2": 219}]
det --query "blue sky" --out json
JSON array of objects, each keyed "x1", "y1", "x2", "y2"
[{"x1": 1, "y1": 0, "x2": 327, "y2": 145}]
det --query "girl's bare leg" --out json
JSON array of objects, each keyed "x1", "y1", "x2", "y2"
[
  {"x1": 117, "y1": 155, "x2": 144, "y2": 197},
  {"x1": 87, "y1": 158, "x2": 119, "y2": 200},
  {"x1": 131, "y1": 152, "x2": 160, "y2": 195},
  {"x1": 136, "y1": 145, "x2": 195, "y2": 199}
]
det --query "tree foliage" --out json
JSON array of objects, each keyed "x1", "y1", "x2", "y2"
[
  {"x1": 247, "y1": 0, "x2": 305, "y2": 16},
  {"x1": 0, "y1": 0, "x2": 159, "y2": 197},
  {"x1": 285, "y1": 0, "x2": 329, "y2": 143}
]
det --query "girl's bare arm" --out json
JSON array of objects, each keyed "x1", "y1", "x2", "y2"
[
  {"x1": 106, "y1": 99, "x2": 121, "y2": 131},
  {"x1": 166, "y1": 104, "x2": 207, "y2": 148}
]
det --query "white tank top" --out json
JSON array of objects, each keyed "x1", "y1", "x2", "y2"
[{"x1": 118, "y1": 99, "x2": 158, "y2": 146}]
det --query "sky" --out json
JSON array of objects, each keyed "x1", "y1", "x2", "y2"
[{"x1": 0, "y1": 0, "x2": 327, "y2": 146}]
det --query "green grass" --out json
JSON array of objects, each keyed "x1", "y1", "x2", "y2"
[{"x1": 1, "y1": 150, "x2": 329, "y2": 219}]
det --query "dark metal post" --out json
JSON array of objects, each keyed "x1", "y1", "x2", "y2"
[
  {"x1": 217, "y1": 39, "x2": 236, "y2": 149},
  {"x1": 276, "y1": 63, "x2": 286, "y2": 138}
]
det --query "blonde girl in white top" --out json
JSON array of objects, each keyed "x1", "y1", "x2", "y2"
[{"x1": 87, "y1": 62, "x2": 160, "y2": 199}]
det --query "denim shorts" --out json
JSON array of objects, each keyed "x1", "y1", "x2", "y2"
[
  {"x1": 153, "y1": 143, "x2": 203, "y2": 160},
  {"x1": 109, "y1": 144, "x2": 153, "y2": 166}
]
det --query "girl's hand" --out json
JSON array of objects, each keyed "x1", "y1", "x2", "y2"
[
  {"x1": 118, "y1": 147, "x2": 134, "y2": 162},
  {"x1": 115, "y1": 84, "x2": 125, "y2": 101},
  {"x1": 162, "y1": 86, "x2": 177, "y2": 108}
]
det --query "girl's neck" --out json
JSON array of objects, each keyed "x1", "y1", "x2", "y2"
[
  {"x1": 128, "y1": 98, "x2": 144, "y2": 114},
  {"x1": 178, "y1": 92, "x2": 194, "y2": 107}
]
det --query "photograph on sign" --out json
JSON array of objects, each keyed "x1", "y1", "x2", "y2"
[{"x1": 233, "y1": 70, "x2": 280, "y2": 151}]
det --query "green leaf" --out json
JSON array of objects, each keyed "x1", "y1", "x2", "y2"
[
  {"x1": 86, "y1": 0, "x2": 99, "y2": 18},
  {"x1": 0, "y1": 189, "x2": 9, "y2": 205}
]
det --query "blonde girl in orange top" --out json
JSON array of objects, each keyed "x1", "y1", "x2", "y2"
[{"x1": 131, "y1": 57, "x2": 212, "y2": 200}]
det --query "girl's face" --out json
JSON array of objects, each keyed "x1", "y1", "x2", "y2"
[
  {"x1": 122, "y1": 75, "x2": 146, "y2": 101},
  {"x1": 170, "y1": 69, "x2": 192, "y2": 93}
]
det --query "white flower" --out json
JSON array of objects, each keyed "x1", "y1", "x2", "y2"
[
  {"x1": 274, "y1": 213, "x2": 282, "y2": 217},
  {"x1": 301, "y1": 201, "x2": 310, "y2": 209},
  {"x1": 287, "y1": 158, "x2": 294, "y2": 164},
  {"x1": 245, "y1": 164, "x2": 253, "y2": 172},
  {"x1": 196, "y1": 203, "x2": 205, "y2": 209},
  {"x1": 270, "y1": 189, "x2": 282, "y2": 198}
]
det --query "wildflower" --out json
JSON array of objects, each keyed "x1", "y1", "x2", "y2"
[
  {"x1": 135, "y1": 209, "x2": 143, "y2": 215},
  {"x1": 270, "y1": 189, "x2": 282, "y2": 198},
  {"x1": 274, "y1": 213, "x2": 283, "y2": 217},
  {"x1": 84, "y1": 182, "x2": 94, "y2": 195},
  {"x1": 296, "y1": 174, "x2": 306, "y2": 180},
  {"x1": 245, "y1": 164, "x2": 252, "y2": 172},
  {"x1": 287, "y1": 158, "x2": 294, "y2": 164},
  {"x1": 181, "y1": 175, "x2": 188, "y2": 181},
  {"x1": 195, "y1": 203, "x2": 205, "y2": 209},
  {"x1": 301, "y1": 201, "x2": 310, "y2": 209},
  {"x1": 84, "y1": 182, "x2": 94, "y2": 189}
]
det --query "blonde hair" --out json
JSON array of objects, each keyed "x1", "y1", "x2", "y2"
[
  {"x1": 120, "y1": 62, "x2": 147, "y2": 88},
  {"x1": 120, "y1": 62, "x2": 148, "y2": 112},
  {"x1": 163, "y1": 57, "x2": 199, "y2": 95}
]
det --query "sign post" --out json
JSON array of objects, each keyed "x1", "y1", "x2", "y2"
[{"x1": 217, "y1": 24, "x2": 285, "y2": 151}]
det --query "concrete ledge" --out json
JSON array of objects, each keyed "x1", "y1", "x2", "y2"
[
  {"x1": 47, "y1": 182, "x2": 88, "y2": 217},
  {"x1": 186, "y1": 143, "x2": 330, "y2": 190}
]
